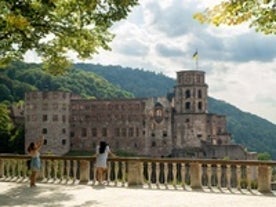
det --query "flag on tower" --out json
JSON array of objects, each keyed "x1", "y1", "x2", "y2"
[{"x1": 192, "y1": 50, "x2": 198, "y2": 59}]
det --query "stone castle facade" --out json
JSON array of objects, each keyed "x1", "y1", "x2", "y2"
[{"x1": 24, "y1": 70, "x2": 256, "y2": 159}]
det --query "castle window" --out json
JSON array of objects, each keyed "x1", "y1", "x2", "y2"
[
  {"x1": 32, "y1": 115, "x2": 37, "y2": 121},
  {"x1": 62, "y1": 128, "x2": 66, "y2": 134},
  {"x1": 198, "y1": 102, "x2": 202, "y2": 110},
  {"x1": 197, "y1": 134, "x2": 202, "y2": 138},
  {"x1": 198, "y1": 90, "x2": 202, "y2": 98},
  {"x1": 163, "y1": 131, "x2": 167, "y2": 137},
  {"x1": 42, "y1": 92, "x2": 48, "y2": 100},
  {"x1": 136, "y1": 128, "x2": 139, "y2": 137},
  {"x1": 42, "y1": 103, "x2": 48, "y2": 110},
  {"x1": 185, "y1": 102, "x2": 191, "y2": 110},
  {"x1": 115, "y1": 128, "x2": 120, "y2": 136},
  {"x1": 42, "y1": 128, "x2": 47, "y2": 134},
  {"x1": 42, "y1": 115, "x2": 48, "y2": 122},
  {"x1": 129, "y1": 127, "x2": 134, "y2": 137},
  {"x1": 43, "y1": 139, "x2": 47, "y2": 145},
  {"x1": 62, "y1": 115, "x2": 66, "y2": 123},
  {"x1": 185, "y1": 118, "x2": 190, "y2": 123},
  {"x1": 92, "y1": 128, "x2": 97, "y2": 137},
  {"x1": 53, "y1": 114, "x2": 58, "y2": 121},
  {"x1": 102, "y1": 128, "x2": 107, "y2": 137},
  {"x1": 151, "y1": 133, "x2": 155, "y2": 137},
  {"x1": 70, "y1": 131, "x2": 75, "y2": 137},
  {"x1": 81, "y1": 128, "x2": 87, "y2": 137},
  {"x1": 62, "y1": 104, "x2": 67, "y2": 110},
  {"x1": 185, "y1": 90, "x2": 191, "y2": 98},
  {"x1": 122, "y1": 128, "x2": 126, "y2": 137},
  {"x1": 62, "y1": 139, "x2": 66, "y2": 145},
  {"x1": 151, "y1": 141, "x2": 156, "y2": 147}
]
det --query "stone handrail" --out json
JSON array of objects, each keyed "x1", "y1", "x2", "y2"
[{"x1": 0, "y1": 155, "x2": 275, "y2": 194}]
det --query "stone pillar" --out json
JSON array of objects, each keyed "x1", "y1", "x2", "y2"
[
  {"x1": 79, "y1": 160, "x2": 90, "y2": 184},
  {"x1": 190, "y1": 162, "x2": 202, "y2": 190},
  {"x1": 258, "y1": 165, "x2": 271, "y2": 193},
  {"x1": 127, "y1": 161, "x2": 143, "y2": 187}
]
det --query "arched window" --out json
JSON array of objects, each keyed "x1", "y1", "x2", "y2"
[
  {"x1": 198, "y1": 102, "x2": 202, "y2": 110},
  {"x1": 198, "y1": 90, "x2": 202, "y2": 98},
  {"x1": 185, "y1": 102, "x2": 191, "y2": 110},
  {"x1": 185, "y1": 90, "x2": 191, "y2": 98}
]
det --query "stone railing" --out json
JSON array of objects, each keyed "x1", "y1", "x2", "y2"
[{"x1": 0, "y1": 155, "x2": 275, "y2": 194}]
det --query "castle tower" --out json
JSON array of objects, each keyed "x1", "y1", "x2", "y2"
[
  {"x1": 174, "y1": 70, "x2": 208, "y2": 114},
  {"x1": 172, "y1": 70, "x2": 209, "y2": 155},
  {"x1": 25, "y1": 91, "x2": 71, "y2": 155}
]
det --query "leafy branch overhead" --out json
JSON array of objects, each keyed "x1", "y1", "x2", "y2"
[
  {"x1": 0, "y1": 0, "x2": 138, "y2": 75},
  {"x1": 194, "y1": 0, "x2": 275, "y2": 35}
]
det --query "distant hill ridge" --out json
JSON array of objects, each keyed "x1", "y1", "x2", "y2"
[{"x1": 0, "y1": 62, "x2": 276, "y2": 158}]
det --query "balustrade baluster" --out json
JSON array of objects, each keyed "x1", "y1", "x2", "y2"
[
  {"x1": 60, "y1": 160, "x2": 64, "y2": 181},
  {"x1": 236, "y1": 165, "x2": 241, "y2": 190},
  {"x1": 156, "y1": 162, "x2": 160, "y2": 186},
  {"x1": 217, "y1": 164, "x2": 221, "y2": 189},
  {"x1": 73, "y1": 160, "x2": 77, "y2": 182},
  {"x1": 207, "y1": 164, "x2": 212, "y2": 188},
  {"x1": 66, "y1": 160, "x2": 70, "y2": 182},
  {"x1": 181, "y1": 163, "x2": 186, "y2": 189},
  {"x1": 147, "y1": 162, "x2": 152, "y2": 186},
  {"x1": 0, "y1": 159, "x2": 4, "y2": 178},
  {"x1": 226, "y1": 165, "x2": 231, "y2": 190},
  {"x1": 122, "y1": 161, "x2": 126, "y2": 186},
  {"x1": 53, "y1": 160, "x2": 58, "y2": 181},
  {"x1": 114, "y1": 161, "x2": 119, "y2": 186},
  {"x1": 172, "y1": 163, "x2": 177, "y2": 187},
  {"x1": 46, "y1": 160, "x2": 52, "y2": 181},
  {"x1": 22, "y1": 160, "x2": 28, "y2": 179},
  {"x1": 164, "y1": 163, "x2": 168, "y2": 186},
  {"x1": 17, "y1": 160, "x2": 22, "y2": 179},
  {"x1": 140, "y1": 162, "x2": 144, "y2": 185},
  {"x1": 11, "y1": 160, "x2": 16, "y2": 178},
  {"x1": 40, "y1": 160, "x2": 46, "y2": 181},
  {"x1": 6, "y1": 160, "x2": 10, "y2": 177},
  {"x1": 246, "y1": 166, "x2": 251, "y2": 191},
  {"x1": 107, "y1": 162, "x2": 111, "y2": 185}
]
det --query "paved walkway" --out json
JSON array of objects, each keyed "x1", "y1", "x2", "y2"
[{"x1": 0, "y1": 182, "x2": 276, "y2": 207}]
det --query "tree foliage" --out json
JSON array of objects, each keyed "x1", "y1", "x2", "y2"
[
  {"x1": 194, "y1": 0, "x2": 275, "y2": 35},
  {"x1": 0, "y1": 0, "x2": 138, "y2": 74}
]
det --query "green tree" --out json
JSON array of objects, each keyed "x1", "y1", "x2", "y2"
[
  {"x1": 257, "y1": 152, "x2": 272, "y2": 160},
  {"x1": 194, "y1": 0, "x2": 275, "y2": 35},
  {"x1": 0, "y1": 0, "x2": 139, "y2": 74}
]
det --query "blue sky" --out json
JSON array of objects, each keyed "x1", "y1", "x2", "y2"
[{"x1": 25, "y1": 0, "x2": 276, "y2": 124}]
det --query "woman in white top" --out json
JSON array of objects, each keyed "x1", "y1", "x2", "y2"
[
  {"x1": 95, "y1": 141, "x2": 115, "y2": 184},
  {"x1": 27, "y1": 136, "x2": 44, "y2": 187}
]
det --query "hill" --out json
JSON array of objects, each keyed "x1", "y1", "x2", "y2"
[{"x1": 0, "y1": 62, "x2": 276, "y2": 158}]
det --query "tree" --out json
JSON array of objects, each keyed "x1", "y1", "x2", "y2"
[
  {"x1": 194, "y1": 0, "x2": 275, "y2": 35},
  {"x1": 257, "y1": 152, "x2": 272, "y2": 160},
  {"x1": 0, "y1": 0, "x2": 139, "y2": 74}
]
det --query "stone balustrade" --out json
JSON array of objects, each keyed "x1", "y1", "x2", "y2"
[{"x1": 0, "y1": 155, "x2": 275, "y2": 194}]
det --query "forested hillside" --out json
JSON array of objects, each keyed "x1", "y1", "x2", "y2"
[
  {"x1": 0, "y1": 62, "x2": 276, "y2": 158},
  {"x1": 75, "y1": 63, "x2": 175, "y2": 98},
  {"x1": 0, "y1": 62, "x2": 133, "y2": 103}
]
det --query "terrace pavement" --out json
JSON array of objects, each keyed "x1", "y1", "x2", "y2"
[{"x1": 0, "y1": 181, "x2": 275, "y2": 207}]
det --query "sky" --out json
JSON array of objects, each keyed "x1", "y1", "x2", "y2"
[{"x1": 25, "y1": 0, "x2": 276, "y2": 124}]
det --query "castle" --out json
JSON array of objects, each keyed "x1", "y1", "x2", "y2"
[{"x1": 24, "y1": 70, "x2": 256, "y2": 159}]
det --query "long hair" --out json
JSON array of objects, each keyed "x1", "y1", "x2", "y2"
[
  {"x1": 99, "y1": 141, "x2": 107, "y2": 154},
  {"x1": 27, "y1": 142, "x2": 35, "y2": 153}
]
